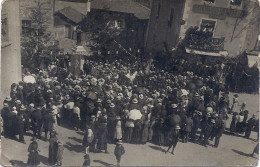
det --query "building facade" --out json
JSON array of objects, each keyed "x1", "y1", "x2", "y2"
[
  {"x1": 19, "y1": 0, "x2": 91, "y2": 54},
  {"x1": 146, "y1": 0, "x2": 260, "y2": 57},
  {"x1": 1, "y1": 0, "x2": 22, "y2": 107}
]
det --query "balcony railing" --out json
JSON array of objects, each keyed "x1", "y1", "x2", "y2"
[{"x1": 188, "y1": 33, "x2": 225, "y2": 52}]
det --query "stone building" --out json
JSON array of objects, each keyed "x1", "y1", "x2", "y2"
[
  {"x1": 146, "y1": 0, "x2": 260, "y2": 57},
  {"x1": 1, "y1": 0, "x2": 22, "y2": 107}
]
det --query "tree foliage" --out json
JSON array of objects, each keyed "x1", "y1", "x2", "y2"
[{"x1": 21, "y1": 0, "x2": 62, "y2": 70}]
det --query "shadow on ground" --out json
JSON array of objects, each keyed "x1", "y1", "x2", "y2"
[
  {"x1": 64, "y1": 142, "x2": 84, "y2": 153},
  {"x1": 9, "y1": 160, "x2": 27, "y2": 166},
  {"x1": 232, "y1": 149, "x2": 256, "y2": 159},
  {"x1": 149, "y1": 145, "x2": 166, "y2": 152},
  {"x1": 38, "y1": 154, "x2": 49, "y2": 165},
  {"x1": 93, "y1": 160, "x2": 115, "y2": 166},
  {"x1": 68, "y1": 136, "x2": 83, "y2": 143}
]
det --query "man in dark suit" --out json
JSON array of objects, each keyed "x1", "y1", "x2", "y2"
[
  {"x1": 31, "y1": 106, "x2": 43, "y2": 138},
  {"x1": 245, "y1": 115, "x2": 256, "y2": 139}
]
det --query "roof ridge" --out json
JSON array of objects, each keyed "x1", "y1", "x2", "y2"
[{"x1": 133, "y1": 1, "x2": 151, "y2": 11}]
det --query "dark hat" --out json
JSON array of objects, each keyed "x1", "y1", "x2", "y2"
[{"x1": 234, "y1": 94, "x2": 239, "y2": 97}]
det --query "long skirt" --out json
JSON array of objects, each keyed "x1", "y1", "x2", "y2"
[
  {"x1": 141, "y1": 127, "x2": 149, "y2": 144},
  {"x1": 124, "y1": 127, "x2": 133, "y2": 143}
]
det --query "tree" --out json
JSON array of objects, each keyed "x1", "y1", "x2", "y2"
[{"x1": 21, "y1": 0, "x2": 62, "y2": 70}]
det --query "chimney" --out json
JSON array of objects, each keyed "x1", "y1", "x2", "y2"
[{"x1": 87, "y1": 0, "x2": 91, "y2": 13}]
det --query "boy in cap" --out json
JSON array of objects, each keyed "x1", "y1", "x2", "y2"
[{"x1": 114, "y1": 140, "x2": 125, "y2": 167}]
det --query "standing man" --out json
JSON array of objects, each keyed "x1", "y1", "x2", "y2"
[
  {"x1": 31, "y1": 106, "x2": 43, "y2": 138},
  {"x1": 1, "y1": 103, "x2": 10, "y2": 136},
  {"x1": 245, "y1": 114, "x2": 256, "y2": 139},
  {"x1": 17, "y1": 108, "x2": 26, "y2": 144}
]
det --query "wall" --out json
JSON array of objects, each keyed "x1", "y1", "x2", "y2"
[
  {"x1": 179, "y1": 0, "x2": 259, "y2": 57},
  {"x1": 145, "y1": 0, "x2": 186, "y2": 52},
  {"x1": 1, "y1": 0, "x2": 21, "y2": 107}
]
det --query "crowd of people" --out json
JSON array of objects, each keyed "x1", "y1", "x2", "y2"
[{"x1": 1, "y1": 57, "x2": 259, "y2": 166}]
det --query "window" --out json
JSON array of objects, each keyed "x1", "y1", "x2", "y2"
[
  {"x1": 204, "y1": 0, "x2": 215, "y2": 3},
  {"x1": 255, "y1": 34, "x2": 260, "y2": 51},
  {"x1": 168, "y1": 8, "x2": 174, "y2": 27},
  {"x1": 1, "y1": 16, "x2": 8, "y2": 43},
  {"x1": 22, "y1": 20, "x2": 32, "y2": 35},
  {"x1": 65, "y1": 25, "x2": 71, "y2": 38},
  {"x1": 200, "y1": 19, "x2": 216, "y2": 37},
  {"x1": 230, "y1": 0, "x2": 242, "y2": 6},
  {"x1": 156, "y1": 3, "x2": 161, "y2": 19}
]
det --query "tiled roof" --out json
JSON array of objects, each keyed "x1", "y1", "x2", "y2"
[
  {"x1": 56, "y1": 6, "x2": 85, "y2": 24},
  {"x1": 91, "y1": 0, "x2": 151, "y2": 20},
  {"x1": 55, "y1": 0, "x2": 89, "y2": 15}
]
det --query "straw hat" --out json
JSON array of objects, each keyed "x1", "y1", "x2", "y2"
[{"x1": 132, "y1": 98, "x2": 138, "y2": 104}]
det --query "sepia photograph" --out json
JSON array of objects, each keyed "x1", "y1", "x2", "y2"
[{"x1": 0, "y1": 0, "x2": 260, "y2": 166}]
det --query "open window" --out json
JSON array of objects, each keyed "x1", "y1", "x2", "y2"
[
  {"x1": 255, "y1": 34, "x2": 260, "y2": 51},
  {"x1": 200, "y1": 19, "x2": 216, "y2": 37},
  {"x1": 204, "y1": 0, "x2": 215, "y2": 3},
  {"x1": 230, "y1": 0, "x2": 242, "y2": 6},
  {"x1": 156, "y1": 3, "x2": 161, "y2": 19}
]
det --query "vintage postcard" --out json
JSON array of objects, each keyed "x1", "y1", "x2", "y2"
[{"x1": 1, "y1": 0, "x2": 259, "y2": 166}]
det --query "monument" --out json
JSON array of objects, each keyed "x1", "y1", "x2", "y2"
[{"x1": 70, "y1": 25, "x2": 89, "y2": 77}]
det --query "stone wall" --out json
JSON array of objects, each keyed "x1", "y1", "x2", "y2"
[
  {"x1": 145, "y1": 0, "x2": 186, "y2": 52},
  {"x1": 1, "y1": 0, "x2": 21, "y2": 107}
]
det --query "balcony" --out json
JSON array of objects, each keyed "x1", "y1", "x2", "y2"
[{"x1": 188, "y1": 33, "x2": 225, "y2": 52}]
